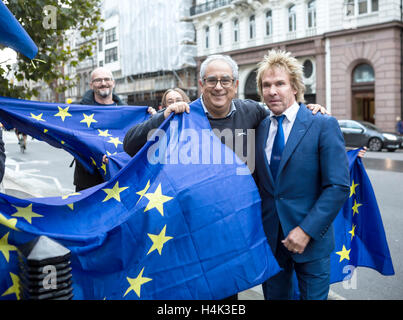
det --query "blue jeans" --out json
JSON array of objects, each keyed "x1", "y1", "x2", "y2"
[{"x1": 262, "y1": 235, "x2": 331, "y2": 300}]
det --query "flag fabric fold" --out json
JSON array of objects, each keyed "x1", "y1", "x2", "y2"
[
  {"x1": 330, "y1": 148, "x2": 394, "y2": 283},
  {"x1": 0, "y1": 1, "x2": 38, "y2": 59},
  {"x1": 0, "y1": 97, "x2": 280, "y2": 300}
]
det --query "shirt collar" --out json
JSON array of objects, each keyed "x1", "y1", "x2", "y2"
[
  {"x1": 200, "y1": 95, "x2": 236, "y2": 119},
  {"x1": 269, "y1": 101, "x2": 300, "y2": 123}
]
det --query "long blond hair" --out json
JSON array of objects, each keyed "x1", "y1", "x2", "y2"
[{"x1": 256, "y1": 49, "x2": 305, "y2": 103}]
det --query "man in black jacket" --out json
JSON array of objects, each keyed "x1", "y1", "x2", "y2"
[{"x1": 74, "y1": 67, "x2": 124, "y2": 191}]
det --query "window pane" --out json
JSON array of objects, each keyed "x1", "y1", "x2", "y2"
[
  {"x1": 372, "y1": 0, "x2": 378, "y2": 11},
  {"x1": 358, "y1": 0, "x2": 367, "y2": 14},
  {"x1": 233, "y1": 19, "x2": 238, "y2": 42},
  {"x1": 353, "y1": 64, "x2": 375, "y2": 83},
  {"x1": 266, "y1": 10, "x2": 272, "y2": 36},
  {"x1": 346, "y1": 0, "x2": 355, "y2": 16}
]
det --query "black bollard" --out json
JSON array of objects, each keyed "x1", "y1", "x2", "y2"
[{"x1": 17, "y1": 235, "x2": 73, "y2": 300}]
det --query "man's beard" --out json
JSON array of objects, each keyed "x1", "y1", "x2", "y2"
[{"x1": 96, "y1": 87, "x2": 111, "y2": 98}]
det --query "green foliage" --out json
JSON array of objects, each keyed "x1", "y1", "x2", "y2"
[{"x1": 0, "y1": 0, "x2": 103, "y2": 101}]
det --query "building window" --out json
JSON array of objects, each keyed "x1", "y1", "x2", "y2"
[
  {"x1": 353, "y1": 63, "x2": 374, "y2": 83},
  {"x1": 345, "y1": 0, "x2": 379, "y2": 16},
  {"x1": 204, "y1": 26, "x2": 209, "y2": 49},
  {"x1": 105, "y1": 27, "x2": 117, "y2": 44},
  {"x1": 249, "y1": 15, "x2": 256, "y2": 39},
  {"x1": 217, "y1": 23, "x2": 223, "y2": 46},
  {"x1": 233, "y1": 19, "x2": 239, "y2": 42},
  {"x1": 307, "y1": 0, "x2": 316, "y2": 28},
  {"x1": 288, "y1": 5, "x2": 296, "y2": 32},
  {"x1": 105, "y1": 47, "x2": 118, "y2": 64},
  {"x1": 371, "y1": 0, "x2": 378, "y2": 11},
  {"x1": 265, "y1": 10, "x2": 272, "y2": 36},
  {"x1": 346, "y1": 0, "x2": 354, "y2": 16},
  {"x1": 303, "y1": 59, "x2": 313, "y2": 78},
  {"x1": 358, "y1": 0, "x2": 367, "y2": 14},
  {"x1": 98, "y1": 38, "x2": 103, "y2": 52}
]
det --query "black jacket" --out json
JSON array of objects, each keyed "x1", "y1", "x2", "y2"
[
  {"x1": 73, "y1": 90, "x2": 124, "y2": 191},
  {"x1": 0, "y1": 130, "x2": 6, "y2": 183}
]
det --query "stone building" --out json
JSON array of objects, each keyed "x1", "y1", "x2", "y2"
[{"x1": 190, "y1": 0, "x2": 403, "y2": 131}]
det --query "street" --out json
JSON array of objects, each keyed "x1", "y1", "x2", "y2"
[{"x1": 1, "y1": 130, "x2": 402, "y2": 300}]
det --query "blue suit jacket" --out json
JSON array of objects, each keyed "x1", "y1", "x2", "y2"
[{"x1": 255, "y1": 104, "x2": 350, "y2": 263}]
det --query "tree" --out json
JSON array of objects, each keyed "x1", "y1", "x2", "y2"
[{"x1": 0, "y1": 0, "x2": 102, "y2": 101}]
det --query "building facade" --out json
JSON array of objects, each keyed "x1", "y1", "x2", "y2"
[
  {"x1": 66, "y1": 0, "x2": 198, "y2": 108},
  {"x1": 191, "y1": 0, "x2": 403, "y2": 131}
]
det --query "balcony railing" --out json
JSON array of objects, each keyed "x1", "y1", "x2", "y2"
[{"x1": 190, "y1": 0, "x2": 235, "y2": 16}]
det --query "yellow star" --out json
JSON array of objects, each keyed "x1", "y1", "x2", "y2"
[
  {"x1": 123, "y1": 267, "x2": 152, "y2": 298},
  {"x1": 107, "y1": 136, "x2": 123, "y2": 148},
  {"x1": 106, "y1": 151, "x2": 117, "y2": 156},
  {"x1": 144, "y1": 184, "x2": 173, "y2": 216},
  {"x1": 352, "y1": 199, "x2": 363, "y2": 216},
  {"x1": 80, "y1": 113, "x2": 98, "y2": 128},
  {"x1": 1, "y1": 272, "x2": 20, "y2": 300},
  {"x1": 61, "y1": 192, "x2": 81, "y2": 200},
  {"x1": 336, "y1": 245, "x2": 351, "y2": 263},
  {"x1": 349, "y1": 224, "x2": 356, "y2": 240},
  {"x1": 54, "y1": 106, "x2": 72, "y2": 122},
  {"x1": 0, "y1": 232, "x2": 17, "y2": 262},
  {"x1": 350, "y1": 180, "x2": 359, "y2": 198},
  {"x1": 0, "y1": 213, "x2": 19, "y2": 231},
  {"x1": 11, "y1": 204, "x2": 43, "y2": 224},
  {"x1": 102, "y1": 181, "x2": 129, "y2": 202},
  {"x1": 98, "y1": 129, "x2": 112, "y2": 137},
  {"x1": 30, "y1": 113, "x2": 46, "y2": 122},
  {"x1": 147, "y1": 225, "x2": 173, "y2": 255},
  {"x1": 136, "y1": 180, "x2": 150, "y2": 204}
]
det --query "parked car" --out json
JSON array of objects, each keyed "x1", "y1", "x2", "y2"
[{"x1": 338, "y1": 120, "x2": 402, "y2": 152}]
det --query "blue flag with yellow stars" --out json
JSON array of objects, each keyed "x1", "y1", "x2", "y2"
[
  {"x1": 0, "y1": 97, "x2": 280, "y2": 300},
  {"x1": 0, "y1": 1, "x2": 38, "y2": 59},
  {"x1": 330, "y1": 148, "x2": 395, "y2": 283},
  {"x1": 0, "y1": 96, "x2": 150, "y2": 181}
]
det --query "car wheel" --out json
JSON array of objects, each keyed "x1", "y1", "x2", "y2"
[{"x1": 368, "y1": 137, "x2": 382, "y2": 151}]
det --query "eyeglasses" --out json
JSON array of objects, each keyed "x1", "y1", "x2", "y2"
[
  {"x1": 203, "y1": 77, "x2": 235, "y2": 88},
  {"x1": 92, "y1": 77, "x2": 113, "y2": 84}
]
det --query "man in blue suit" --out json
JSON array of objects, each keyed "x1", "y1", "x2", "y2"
[{"x1": 254, "y1": 50, "x2": 350, "y2": 300}]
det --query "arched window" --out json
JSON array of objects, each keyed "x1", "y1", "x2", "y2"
[
  {"x1": 266, "y1": 10, "x2": 273, "y2": 36},
  {"x1": 288, "y1": 5, "x2": 296, "y2": 32},
  {"x1": 233, "y1": 19, "x2": 239, "y2": 42},
  {"x1": 217, "y1": 23, "x2": 223, "y2": 46},
  {"x1": 353, "y1": 63, "x2": 374, "y2": 83},
  {"x1": 249, "y1": 15, "x2": 256, "y2": 39}
]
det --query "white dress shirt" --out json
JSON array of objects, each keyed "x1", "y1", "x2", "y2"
[{"x1": 265, "y1": 102, "x2": 300, "y2": 164}]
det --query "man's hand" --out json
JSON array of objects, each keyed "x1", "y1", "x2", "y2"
[
  {"x1": 163, "y1": 102, "x2": 190, "y2": 119},
  {"x1": 102, "y1": 155, "x2": 109, "y2": 164},
  {"x1": 147, "y1": 107, "x2": 157, "y2": 116},
  {"x1": 282, "y1": 226, "x2": 311, "y2": 254},
  {"x1": 306, "y1": 104, "x2": 330, "y2": 115}
]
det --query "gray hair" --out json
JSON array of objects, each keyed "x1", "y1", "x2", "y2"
[{"x1": 199, "y1": 54, "x2": 239, "y2": 82}]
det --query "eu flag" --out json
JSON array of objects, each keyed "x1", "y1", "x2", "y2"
[
  {"x1": 330, "y1": 148, "x2": 395, "y2": 283},
  {"x1": 0, "y1": 96, "x2": 149, "y2": 180},
  {"x1": 0, "y1": 97, "x2": 280, "y2": 299},
  {"x1": 0, "y1": 1, "x2": 38, "y2": 59}
]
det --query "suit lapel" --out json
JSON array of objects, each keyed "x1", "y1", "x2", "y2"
[
  {"x1": 277, "y1": 104, "x2": 313, "y2": 176},
  {"x1": 257, "y1": 116, "x2": 275, "y2": 192}
]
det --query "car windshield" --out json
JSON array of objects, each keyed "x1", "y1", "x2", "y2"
[{"x1": 359, "y1": 121, "x2": 378, "y2": 131}]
